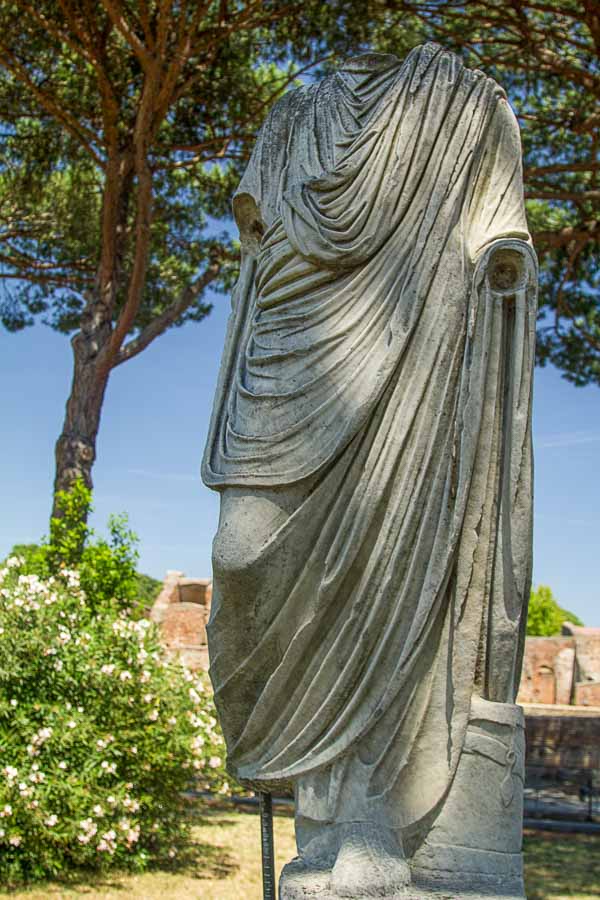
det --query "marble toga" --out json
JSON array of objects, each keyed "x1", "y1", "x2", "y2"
[{"x1": 202, "y1": 42, "x2": 537, "y2": 850}]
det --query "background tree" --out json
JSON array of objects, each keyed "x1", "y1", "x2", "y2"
[
  {"x1": 0, "y1": 1, "x2": 598, "y2": 525},
  {"x1": 370, "y1": 0, "x2": 600, "y2": 386},
  {"x1": 527, "y1": 584, "x2": 584, "y2": 636},
  {"x1": 0, "y1": 0, "x2": 401, "y2": 518}
]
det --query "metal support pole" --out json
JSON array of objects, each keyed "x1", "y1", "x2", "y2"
[{"x1": 259, "y1": 791, "x2": 276, "y2": 900}]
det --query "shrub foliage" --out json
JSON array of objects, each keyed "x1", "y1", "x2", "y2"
[
  {"x1": 0, "y1": 555, "x2": 229, "y2": 884},
  {"x1": 527, "y1": 584, "x2": 584, "y2": 637}
]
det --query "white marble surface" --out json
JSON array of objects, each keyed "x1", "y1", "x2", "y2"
[{"x1": 203, "y1": 42, "x2": 537, "y2": 897}]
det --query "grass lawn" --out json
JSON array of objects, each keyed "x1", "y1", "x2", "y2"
[
  {"x1": 523, "y1": 828, "x2": 600, "y2": 900},
  {"x1": 0, "y1": 811, "x2": 598, "y2": 899}
]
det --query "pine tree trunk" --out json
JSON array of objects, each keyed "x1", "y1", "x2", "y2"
[{"x1": 52, "y1": 314, "x2": 112, "y2": 521}]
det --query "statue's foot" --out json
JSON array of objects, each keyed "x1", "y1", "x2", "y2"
[{"x1": 331, "y1": 822, "x2": 411, "y2": 897}]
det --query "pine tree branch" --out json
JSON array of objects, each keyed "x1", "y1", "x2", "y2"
[
  {"x1": 98, "y1": 0, "x2": 154, "y2": 73},
  {"x1": 113, "y1": 258, "x2": 221, "y2": 367},
  {"x1": 0, "y1": 44, "x2": 105, "y2": 167}
]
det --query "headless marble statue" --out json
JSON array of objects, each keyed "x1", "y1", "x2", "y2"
[{"x1": 202, "y1": 43, "x2": 537, "y2": 899}]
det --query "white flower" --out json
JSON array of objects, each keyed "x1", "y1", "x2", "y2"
[
  {"x1": 45, "y1": 814, "x2": 58, "y2": 827},
  {"x1": 34, "y1": 727, "x2": 52, "y2": 745},
  {"x1": 143, "y1": 693, "x2": 153, "y2": 704},
  {"x1": 93, "y1": 805, "x2": 104, "y2": 817},
  {"x1": 106, "y1": 795, "x2": 117, "y2": 806},
  {"x1": 189, "y1": 688, "x2": 202, "y2": 705},
  {"x1": 6, "y1": 556, "x2": 22, "y2": 568},
  {"x1": 67, "y1": 720, "x2": 76, "y2": 729},
  {"x1": 167, "y1": 716, "x2": 177, "y2": 726},
  {"x1": 168, "y1": 847, "x2": 177, "y2": 858},
  {"x1": 119, "y1": 670, "x2": 132, "y2": 682},
  {"x1": 101, "y1": 664, "x2": 115, "y2": 676},
  {"x1": 140, "y1": 670, "x2": 151, "y2": 683},
  {"x1": 97, "y1": 739, "x2": 107, "y2": 750},
  {"x1": 3, "y1": 766, "x2": 18, "y2": 782},
  {"x1": 1, "y1": 804, "x2": 12, "y2": 817},
  {"x1": 0, "y1": 828, "x2": 4, "y2": 838},
  {"x1": 148, "y1": 709, "x2": 159, "y2": 722},
  {"x1": 9, "y1": 835, "x2": 21, "y2": 847},
  {"x1": 58, "y1": 761, "x2": 67, "y2": 770},
  {"x1": 54, "y1": 660, "x2": 63, "y2": 671},
  {"x1": 9, "y1": 699, "x2": 17, "y2": 708},
  {"x1": 130, "y1": 746, "x2": 138, "y2": 755},
  {"x1": 208, "y1": 756, "x2": 221, "y2": 769}
]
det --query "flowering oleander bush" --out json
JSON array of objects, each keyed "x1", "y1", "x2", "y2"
[{"x1": 0, "y1": 555, "x2": 230, "y2": 884}]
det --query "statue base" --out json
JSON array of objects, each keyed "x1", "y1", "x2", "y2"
[
  {"x1": 280, "y1": 858, "x2": 525, "y2": 899},
  {"x1": 281, "y1": 698, "x2": 526, "y2": 899}
]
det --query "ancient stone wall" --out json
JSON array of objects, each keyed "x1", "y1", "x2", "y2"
[
  {"x1": 149, "y1": 571, "x2": 600, "y2": 703},
  {"x1": 150, "y1": 570, "x2": 212, "y2": 671},
  {"x1": 517, "y1": 624, "x2": 600, "y2": 708}
]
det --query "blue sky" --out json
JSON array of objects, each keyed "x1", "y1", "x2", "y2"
[{"x1": 1, "y1": 293, "x2": 599, "y2": 625}]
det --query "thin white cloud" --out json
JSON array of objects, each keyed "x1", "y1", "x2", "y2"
[
  {"x1": 536, "y1": 431, "x2": 600, "y2": 449},
  {"x1": 126, "y1": 468, "x2": 200, "y2": 483}
]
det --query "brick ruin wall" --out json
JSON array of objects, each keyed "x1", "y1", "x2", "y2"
[
  {"x1": 151, "y1": 573, "x2": 600, "y2": 712},
  {"x1": 517, "y1": 623, "x2": 600, "y2": 708}
]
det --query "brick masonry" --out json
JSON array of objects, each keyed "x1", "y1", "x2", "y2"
[
  {"x1": 517, "y1": 622, "x2": 600, "y2": 708},
  {"x1": 151, "y1": 572, "x2": 600, "y2": 712},
  {"x1": 150, "y1": 570, "x2": 212, "y2": 671}
]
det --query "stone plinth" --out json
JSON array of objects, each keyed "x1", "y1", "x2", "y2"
[{"x1": 280, "y1": 859, "x2": 524, "y2": 900}]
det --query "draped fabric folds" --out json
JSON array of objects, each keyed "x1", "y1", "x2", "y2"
[{"x1": 202, "y1": 44, "x2": 537, "y2": 834}]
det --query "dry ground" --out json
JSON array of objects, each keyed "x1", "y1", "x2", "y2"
[{"x1": 0, "y1": 811, "x2": 598, "y2": 899}]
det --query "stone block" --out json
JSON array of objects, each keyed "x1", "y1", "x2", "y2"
[
  {"x1": 178, "y1": 578, "x2": 212, "y2": 608},
  {"x1": 574, "y1": 680, "x2": 600, "y2": 707}
]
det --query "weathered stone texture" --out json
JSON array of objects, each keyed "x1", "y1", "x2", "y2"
[{"x1": 202, "y1": 42, "x2": 537, "y2": 899}]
